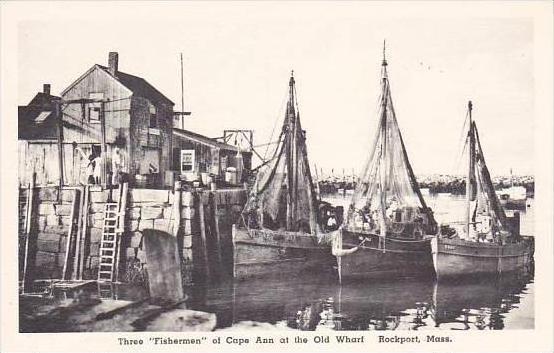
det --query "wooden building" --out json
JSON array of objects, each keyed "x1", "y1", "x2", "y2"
[
  {"x1": 19, "y1": 52, "x2": 174, "y2": 187},
  {"x1": 172, "y1": 128, "x2": 252, "y2": 185}
]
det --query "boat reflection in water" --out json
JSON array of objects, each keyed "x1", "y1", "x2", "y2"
[{"x1": 187, "y1": 268, "x2": 533, "y2": 330}]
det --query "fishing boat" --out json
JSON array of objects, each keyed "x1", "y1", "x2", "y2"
[
  {"x1": 431, "y1": 101, "x2": 534, "y2": 278},
  {"x1": 333, "y1": 45, "x2": 439, "y2": 281},
  {"x1": 232, "y1": 72, "x2": 336, "y2": 279}
]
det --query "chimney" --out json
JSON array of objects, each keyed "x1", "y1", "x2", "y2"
[
  {"x1": 108, "y1": 52, "x2": 119, "y2": 75},
  {"x1": 43, "y1": 84, "x2": 51, "y2": 95}
]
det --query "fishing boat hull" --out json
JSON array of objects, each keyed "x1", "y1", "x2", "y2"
[
  {"x1": 232, "y1": 225, "x2": 335, "y2": 280},
  {"x1": 430, "y1": 236, "x2": 534, "y2": 279},
  {"x1": 337, "y1": 229, "x2": 435, "y2": 280}
]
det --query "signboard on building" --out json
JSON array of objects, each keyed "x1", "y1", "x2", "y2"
[{"x1": 180, "y1": 149, "x2": 195, "y2": 174}]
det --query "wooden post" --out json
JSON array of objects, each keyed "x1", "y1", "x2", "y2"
[
  {"x1": 211, "y1": 191, "x2": 222, "y2": 264},
  {"x1": 78, "y1": 185, "x2": 90, "y2": 280},
  {"x1": 55, "y1": 101, "x2": 64, "y2": 201},
  {"x1": 72, "y1": 186, "x2": 85, "y2": 280},
  {"x1": 62, "y1": 189, "x2": 80, "y2": 280},
  {"x1": 22, "y1": 173, "x2": 36, "y2": 293},
  {"x1": 114, "y1": 182, "x2": 128, "y2": 283},
  {"x1": 197, "y1": 190, "x2": 209, "y2": 278},
  {"x1": 100, "y1": 101, "x2": 107, "y2": 187}
]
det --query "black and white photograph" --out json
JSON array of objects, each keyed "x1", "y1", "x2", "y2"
[{"x1": 1, "y1": 1, "x2": 552, "y2": 352}]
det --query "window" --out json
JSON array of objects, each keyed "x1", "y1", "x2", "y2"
[
  {"x1": 35, "y1": 111, "x2": 51, "y2": 123},
  {"x1": 149, "y1": 104, "x2": 157, "y2": 128},
  {"x1": 88, "y1": 92, "x2": 104, "y2": 122},
  {"x1": 180, "y1": 150, "x2": 195, "y2": 173}
]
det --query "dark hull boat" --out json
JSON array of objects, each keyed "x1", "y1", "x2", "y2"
[
  {"x1": 334, "y1": 44, "x2": 438, "y2": 282},
  {"x1": 338, "y1": 230, "x2": 434, "y2": 280},
  {"x1": 431, "y1": 236, "x2": 534, "y2": 278},
  {"x1": 431, "y1": 102, "x2": 534, "y2": 279},
  {"x1": 233, "y1": 227, "x2": 334, "y2": 279},
  {"x1": 232, "y1": 73, "x2": 335, "y2": 280}
]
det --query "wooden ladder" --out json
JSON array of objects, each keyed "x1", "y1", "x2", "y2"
[{"x1": 97, "y1": 183, "x2": 128, "y2": 283}]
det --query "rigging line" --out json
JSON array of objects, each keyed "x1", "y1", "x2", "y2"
[
  {"x1": 451, "y1": 109, "x2": 470, "y2": 173},
  {"x1": 103, "y1": 96, "x2": 132, "y2": 103},
  {"x1": 263, "y1": 88, "x2": 288, "y2": 161}
]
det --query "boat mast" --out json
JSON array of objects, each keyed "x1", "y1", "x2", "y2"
[
  {"x1": 286, "y1": 71, "x2": 296, "y2": 230},
  {"x1": 379, "y1": 41, "x2": 389, "y2": 238},
  {"x1": 466, "y1": 100, "x2": 475, "y2": 238}
]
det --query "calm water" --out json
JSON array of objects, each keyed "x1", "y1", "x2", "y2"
[
  {"x1": 21, "y1": 194, "x2": 534, "y2": 332},
  {"x1": 187, "y1": 193, "x2": 534, "y2": 331}
]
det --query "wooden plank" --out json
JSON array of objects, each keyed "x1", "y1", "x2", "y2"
[
  {"x1": 78, "y1": 185, "x2": 90, "y2": 280},
  {"x1": 197, "y1": 191, "x2": 209, "y2": 278},
  {"x1": 62, "y1": 189, "x2": 80, "y2": 280},
  {"x1": 72, "y1": 186, "x2": 85, "y2": 280},
  {"x1": 211, "y1": 191, "x2": 222, "y2": 264},
  {"x1": 22, "y1": 173, "x2": 36, "y2": 293}
]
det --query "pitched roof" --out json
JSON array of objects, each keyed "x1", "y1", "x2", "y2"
[
  {"x1": 19, "y1": 92, "x2": 61, "y2": 140},
  {"x1": 98, "y1": 65, "x2": 174, "y2": 106},
  {"x1": 19, "y1": 106, "x2": 57, "y2": 140},
  {"x1": 173, "y1": 128, "x2": 251, "y2": 153}
]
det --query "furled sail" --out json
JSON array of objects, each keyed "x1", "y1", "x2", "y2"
[
  {"x1": 243, "y1": 73, "x2": 319, "y2": 234},
  {"x1": 347, "y1": 51, "x2": 437, "y2": 235},
  {"x1": 470, "y1": 121, "x2": 509, "y2": 232}
]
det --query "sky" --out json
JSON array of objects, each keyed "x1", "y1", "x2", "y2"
[{"x1": 17, "y1": 3, "x2": 535, "y2": 177}]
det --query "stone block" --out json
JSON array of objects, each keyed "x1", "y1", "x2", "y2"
[
  {"x1": 182, "y1": 219, "x2": 192, "y2": 235},
  {"x1": 89, "y1": 190, "x2": 109, "y2": 203},
  {"x1": 131, "y1": 189, "x2": 169, "y2": 203},
  {"x1": 59, "y1": 216, "x2": 72, "y2": 226},
  {"x1": 153, "y1": 219, "x2": 169, "y2": 230},
  {"x1": 136, "y1": 250, "x2": 147, "y2": 263},
  {"x1": 181, "y1": 249, "x2": 193, "y2": 262},
  {"x1": 126, "y1": 247, "x2": 137, "y2": 259},
  {"x1": 45, "y1": 214, "x2": 60, "y2": 226},
  {"x1": 60, "y1": 236, "x2": 68, "y2": 252},
  {"x1": 138, "y1": 219, "x2": 154, "y2": 231},
  {"x1": 128, "y1": 220, "x2": 139, "y2": 232},
  {"x1": 89, "y1": 242, "x2": 100, "y2": 256},
  {"x1": 92, "y1": 212, "x2": 104, "y2": 221},
  {"x1": 57, "y1": 253, "x2": 66, "y2": 268},
  {"x1": 37, "y1": 239, "x2": 60, "y2": 253},
  {"x1": 35, "y1": 251, "x2": 56, "y2": 268},
  {"x1": 38, "y1": 203, "x2": 55, "y2": 215},
  {"x1": 183, "y1": 234, "x2": 192, "y2": 248},
  {"x1": 181, "y1": 191, "x2": 193, "y2": 206},
  {"x1": 141, "y1": 206, "x2": 163, "y2": 220},
  {"x1": 43, "y1": 225, "x2": 66, "y2": 235},
  {"x1": 61, "y1": 189, "x2": 77, "y2": 202},
  {"x1": 89, "y1": 255, "x2": 99, "y2": 269},
  {"x1": 90, "y1": 203, "x2": 105, "y2": 213},
  {"x1": 163, "y1": 206, "x2": 175, "y2": 220},
  {"x1": 129, "y1": 207, "x2": 141, "y2": 220},
  {"x1": 181, "y1": 207, "x2": 194, "y2": 220},
  {"x1": 55, "y1": 203, "x2": 74, "y2": 216},
  {"x1": 37, "y1": 216, "x2": 47, "y2": 231},
  {"x1": 92, "y1": 217, "x2": 104, "y2": 228},
  {"x1": 37, "y1": 187, "x2": 58, "y2": 202},
  {"x1": 130, "y1": 233, "x2": 143, "y2": 248},
  {"x1": 90, "y1": 227, "x2": 103, "y2": 243},
  {"x1": 38, "y1": 232, "x2": 62, "y2": 242}
]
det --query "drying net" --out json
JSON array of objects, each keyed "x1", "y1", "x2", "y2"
[
  {"x1": 471, "y1": 121, "x2": 509, "y2": 233},
  {"x1": 347, "y1": 68, "x2": 436, "y2": 235},
  {"x1": 243, "y1": 89, "x2": 319, "y2": 235}
]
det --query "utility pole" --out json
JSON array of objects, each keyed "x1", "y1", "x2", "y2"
[
  {"x1": 55, "y1": 101, "x2": 64, "y2": 201},
  {"x1": 100, "y1": 100, "x2": 107, "y2": 187}
]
